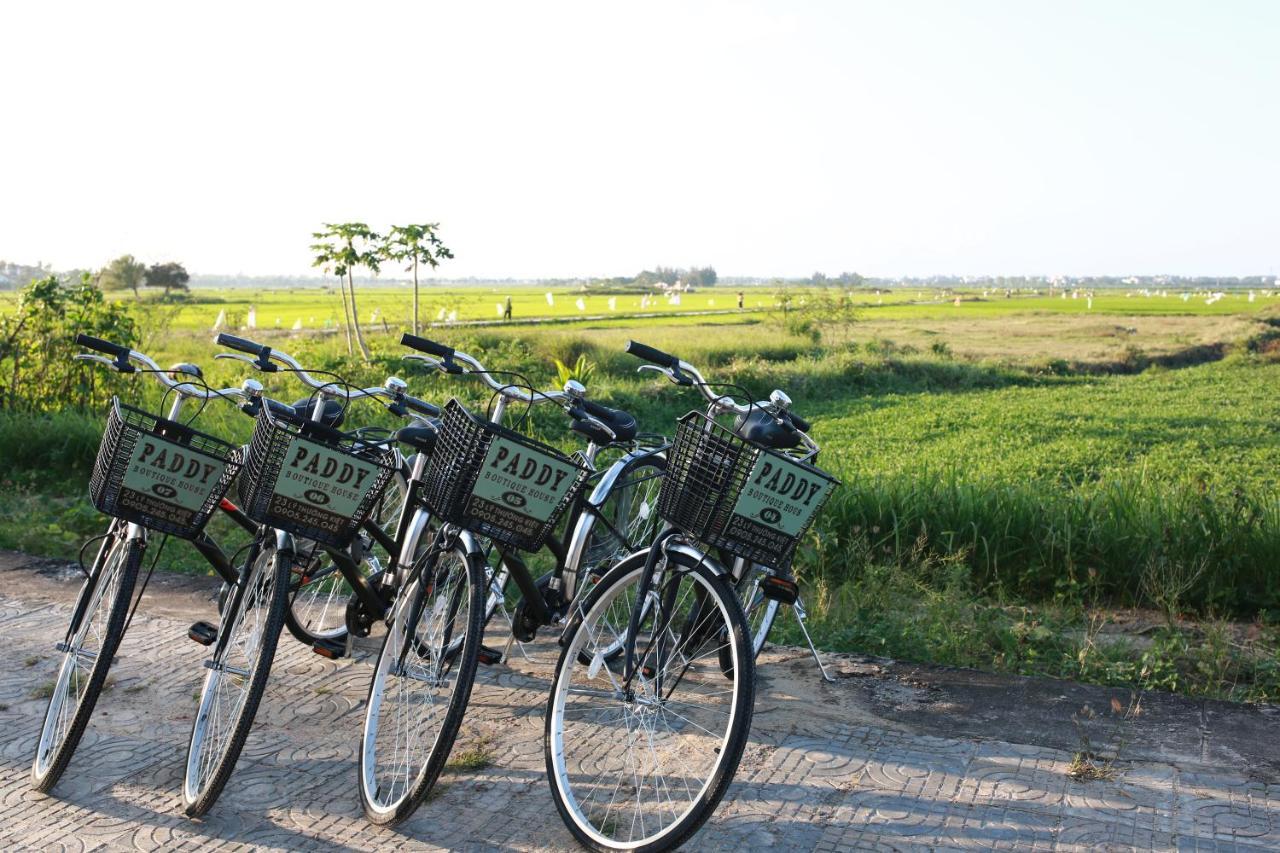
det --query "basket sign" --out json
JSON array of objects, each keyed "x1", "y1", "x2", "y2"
[
  {"x1": 267, "y1": 436, "x2": 382, "y2": 537},
  {"x1": 466, "y1": 435, "x2": 579, "y2": 541},
  {"x1": 724, "y1": 453, "x2": 833, "y2": 553},
  {"x1": 118, "y1": 434, "x2": 230, "y2": 528}
]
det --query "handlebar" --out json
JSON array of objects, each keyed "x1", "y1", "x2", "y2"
[
  {"x1": 74, "y1": 335, "x2": 249, "y2": 401},
  {"x1": 214, "y1": 333, "x2": 389, "y2": 403},
  {"x1": 626, "y1": 339, "x2": 817, "y2": 452},
  {"x1": 402, "y1": 334, "x2": 618, "y2": 440}
]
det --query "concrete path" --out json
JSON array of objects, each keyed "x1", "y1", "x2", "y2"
[{"x1": 1, "y1": 551, "x2": 1278, "y2": 851}]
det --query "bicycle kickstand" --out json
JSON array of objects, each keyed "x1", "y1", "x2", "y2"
[{"x1": 793, "y1": 595, "x2": 835, "y2": 683}]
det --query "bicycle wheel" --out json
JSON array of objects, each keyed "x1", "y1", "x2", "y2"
[
  {"x1": 572, "y1": 456, "x2": 665, "y2": 665},
  {"x1": 31, "y1": 530, "x2": 142, "y2": 792},
  {"x1": 546, "y1": 547, "x2": 755, "y2": 851},
  {"x1": 183, "y1": 542, "x2": 289, "y2": 817},
  {"x1": 284, "y1": 470, "x2": 407, "y2": 645},
  {"x1": 359, "y1": 536, "x2": 485, "y2": 825},
  {"x1": 576, "y1": 455, "x2": 665, "y2": 596}
]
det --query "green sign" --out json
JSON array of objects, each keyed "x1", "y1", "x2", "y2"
[
  {"x1": 267, "y1": 436, "x2": 383, "y2": 535},
  {"x1": 466, "y1": 435, "x2": 579, "y2": 537},
  {"x1": 117, "y1": 433, "x2": 229, "y2": 527},
  {"x1": 729, "y1": 452, "x2": 832, "y2": 538}
]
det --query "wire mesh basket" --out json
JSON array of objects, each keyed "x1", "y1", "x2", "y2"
[
  {"x1": 657, "y1": 411, "x2": 839, "y2": 570},
  {"x1": 419, "y1": 399, "x2": 590, "y2": 552},
  {"x1": 88, "y1": 397, "x2": 242, "y2": 540},
  {"x1": 237, "y1": 402, "x2": 397, "y2": 550}
]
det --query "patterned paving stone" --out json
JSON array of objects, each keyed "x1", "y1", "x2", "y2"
[{"x1": 1, "y1": 588, "x2": 1279, "y2": 851}]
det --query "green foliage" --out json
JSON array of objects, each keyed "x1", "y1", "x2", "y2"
[
  {"x1": 553, "y1": 353, "x2": 596, "y2": 387},
  {"x1": 96, "y1": 254, "x2": 146, "y2": 296},
  {"x1": 0, "y1": 275, "x2": 138, "y2": 411},
  {"x1": 144, "y1": 261, "x2": 190, "y2": 293},
  {"x1": 382, "y1": 223, "x2": 453, "y2": 273}
]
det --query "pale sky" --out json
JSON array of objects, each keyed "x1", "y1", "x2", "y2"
[{"x1": 3, "y1": 1, "x2": 1277, "y2": 279}]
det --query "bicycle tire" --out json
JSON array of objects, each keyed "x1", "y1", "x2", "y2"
[
  {"x1": 182, "y1": 543, "x2": 290, "y2": 817},
  {"x1": 359, "y1": 537, "x2": 485, "y2": 826},
  {"x1": 31, "y1": 531, "x2": 142, "y2": 792},
  {"x1": 546, "y1": 547, "x2": 755, "y2": 851}
]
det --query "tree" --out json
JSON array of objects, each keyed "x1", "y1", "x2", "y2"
[
  {"x1": 145, "y1": 261, "x2": 190, "y2": 294},
  {"x1": 383, "y1": 223, "x2": 454, "y2": 335},
  {"x1": 97, "y1": 254, "x2": 146, "y2": 297},
  {"x1": 311, "y1": 223, "x2": 381, "y2": 360}
]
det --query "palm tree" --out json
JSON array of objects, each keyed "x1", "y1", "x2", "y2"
[
  {"x1": 382, "y1": 224, "x2": 453, "y2": 335},
  {"x1": 311, "y1": 223, "x2": 381, "y2": 360}
]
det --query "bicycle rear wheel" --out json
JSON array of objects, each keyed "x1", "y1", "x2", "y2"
[
  {"x1": 285, "y1": 470, "x2": 407, "y2": 645},
  {"x1": 546, "y1": 547, "x2": 754, "y2": 851},
  {"x1": 183, "y1": 542, "x2": 289, "y2": 817},
  {"x1": 359, "y1": 537, "x2": 485, "y2": 825},
  {"x1": 31, "y1": 530, "x2": 142, "y2": 792}
]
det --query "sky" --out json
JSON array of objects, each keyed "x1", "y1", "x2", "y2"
[{"x1": 3, "y1": 1, "x2": 1277, "y2": 279}]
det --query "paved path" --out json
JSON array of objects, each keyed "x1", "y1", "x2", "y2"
[{"x1": 1, "y1": 552, "x2": 1279, "y2": 851}]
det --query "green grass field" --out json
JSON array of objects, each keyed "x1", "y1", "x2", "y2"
[{"x1": 5, "y1": 281, "x2": 1280, "y2": 701}]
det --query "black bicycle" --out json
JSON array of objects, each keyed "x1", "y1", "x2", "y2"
[
  {"x1": 179, "y1": 333, "x2": 439, "y2": 816},
  {"x1": 544, "y1": 340, "x2": 839, "y2": 851},
  {"x1": 31, "y1": 336, "x2": 257, "y2": 793},
  {"x1": 356, "y1": 334, "x2": 668, "y2": 825}
]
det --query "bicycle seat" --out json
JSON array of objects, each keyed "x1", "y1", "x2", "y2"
[
  {"x1": 394, "y1": 419, "x2": 441, "y2": 454},
  {"x1": 734, "y1": 408, "x2": 801, "y2": 450},
  {"x1": 263, "y1": 397, "x2": 345, "y2": 428},
  {"x1": 572, "y1": 401, "x2": 638, "y2": 444}
]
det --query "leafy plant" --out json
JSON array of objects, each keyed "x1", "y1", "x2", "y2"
[
  {"x1": 553, "y1": 353, "x2": 596, "y2": 387},
  {"x1": 383, "y1": 223, "x2": 453, "y2": 335},
  {"x1": 311, "y1": 223, "x2": 382, "y2": 360}
]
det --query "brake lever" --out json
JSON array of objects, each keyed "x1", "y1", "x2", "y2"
[
  {"x1": 74, "y1": 353, "x2": 125, "y2": 370},
  {"x1": 215, "y1": 352, "x2": 262, "y2": 367}
]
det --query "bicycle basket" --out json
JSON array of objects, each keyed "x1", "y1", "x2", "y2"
[
  {"x1": 88, "y1": 397, "x2": 242, "y2": 540},
  {"x1": 657, "y1": 411, "x2": 839, "y2": 570},
  {"x1": 237, "y1": 403, "x2": 397, "y2": 550},
  {"x1": 419, "y1": 398, "x2": 590, "y2": 552}
]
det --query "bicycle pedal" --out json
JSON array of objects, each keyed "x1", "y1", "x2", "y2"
[
  {"x1": 312, "y1": 638, "x2": 346, "y2": 659},
  {"x1": 188, "y1": 621, "x2": 218, "y2": 646},
  {"x1": 477, "y1": 645, "x2": 504, "y2": 666},
  {"x1": 761, "y1": 576, "x2": 799, "y2": 605}
]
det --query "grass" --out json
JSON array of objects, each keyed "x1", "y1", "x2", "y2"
[{"x1": 5, "y1": 285, "x2": 1280, "y2": 702}]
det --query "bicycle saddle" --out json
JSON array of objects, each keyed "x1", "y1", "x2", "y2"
[
  {"x1": 262, "y1": 397, "x2": 345, "y2": 428},
  {"x1": 394, "y1": 419, "x2": 441, "y2": 454},
  {"x1": 571, "y1": 400, "x2": 637, "y2": 445},
  {"x1": 734, "y1": 408, "x2": 801, "y2": 450}
]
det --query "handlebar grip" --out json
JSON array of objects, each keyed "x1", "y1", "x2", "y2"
[
  {"x1": 216, "y1": 333, "x2": 267, "y2": 355},
  {"x1": 403, "y1": 395, "x2": 441, "y2": 418},
  {"x1": 789, "y1": 411, "x2": 811, "y2": 433},
  {"x1": 76, "y1": 334, "x2": 130, "y2": 358},
  {"x1": 624, "y1": 340, "x2": 679, "y2": 369},
  {"x1": 400, "y1": 333, "x2": 454, "y2": 359}
]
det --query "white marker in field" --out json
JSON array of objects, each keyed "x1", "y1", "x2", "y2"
[
  {"x1": 496, "y1": 303, "x2": 504, "y2": 317},
  {"x1": 671, "y1": 294, "x2": 681, "y2": 306},
  {"x1": 575, "y1": 298, "x2": 586, "y2": 312},
  {"x1": 608, "y1": 297, "x2": 617, "y2": 311},
  {"x1": 437, "y1": 307, "x2": 446, "y2": 320},
  {"x1": 212, "y1": 309, "x2": 226, "y2": 331},
  {"x1": 292, "y1": 318, "x2": 302, "y2": 330},
  {"x1": 447, "y1": 309, "x2": 458, "y2": 323},
  {"x1": 545, "y1": 292, "x2": 555, "y2": 306},
  {"x1": 246, "y1": 306, "x2": 257, "y2": 329}
]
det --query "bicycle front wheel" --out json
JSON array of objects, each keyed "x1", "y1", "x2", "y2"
[
  {"x1": 183, "y1": 543, "x2": 289, "y2": 817},
  {"x1": 736, "y1": 562, "x2": 779, "y2": 659},
  {"x1": 546, "y1": 547, "x2": 755, "y2": 852},
  {"x1": 31, "y1": 531, "x2": 142, "y2": 792},
  {"x1": 359, "y1": 538, "x2": 485, "y2": 826}
]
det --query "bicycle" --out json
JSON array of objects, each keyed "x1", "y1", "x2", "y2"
[
  {"x1": 632, "y1": 343, "x2": 837, "y2": 678},
  {"x1": 544, "y1": 339, "x2": 838, "y2": 851},
  {"x1": 356, "y1": 333, "x2": 667, "y2": 825},
  {"x1": 182, "y1": 333, "x2": 440, "y2": 816},
  {"x1": 31, "y1": 335, "x2": 258, "y2": 793}
]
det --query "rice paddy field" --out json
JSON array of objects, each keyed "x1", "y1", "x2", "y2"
[{"x1": 6, "y1": 281, "x2": 1280, "y2": 700}]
